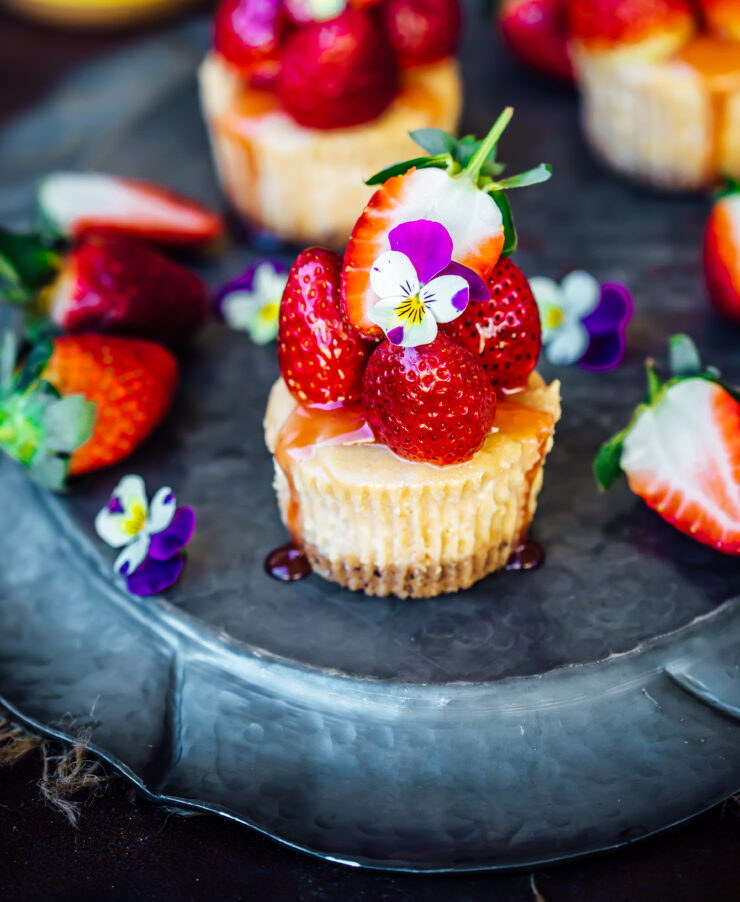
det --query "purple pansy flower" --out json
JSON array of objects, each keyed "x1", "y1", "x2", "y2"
[
  {"x1": 530, "y1": 271, "x2": 633, "y2": 371},
  {"x1": 213, "y1": 258, "x2": 288, "y2": 345},
  {"x1": 368, "y1": 219, "x2": 489, "y2": 348},
  {"x1": 94, "y1": 475, "x2": 195, "y2": 597}
]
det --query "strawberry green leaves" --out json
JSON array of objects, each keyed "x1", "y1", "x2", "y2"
[
  {"x1": 0, "y1": 331, "x2": 95, "y2": 489},
  {"x1": 0, "y1": 229, "x2": 62, "y2": 306}
]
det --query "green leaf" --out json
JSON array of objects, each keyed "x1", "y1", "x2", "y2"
[
  {"x1": 489, "y1": 164, "x2": 553, "y2": 191},
  {"x1": 27, "y1": 448, "x2": 68, "y2": 490},
  {"x1": 409, "y1": 128, "x2": 456, "y2": 157},
  {"x1": 593, "y1": 427, "x2": 628, "y2": 491},
  {"x1": 42, "y1": 394, "x2": 96, "y2": 453},
  {"x1": 0, "y1": 331, "x2": 18, "y2": 397},
  {"x1": 668, "y1": 333, "x2": 702, "y2": 377},
  {"x1": 0, "y1": 229, "x2": 61, "y2": 304},
  {"x1": 365, "y1": 155, "x2": 450, "y2": 186},
  {"x1": 491, "y1": 191, "x2": 517, "y2": 257},
  {"x1": 15, "y1": 338, "x2": 53, "y2": 393}
]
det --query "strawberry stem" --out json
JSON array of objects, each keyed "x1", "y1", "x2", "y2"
[{"x1": 460, "y1": 108, "x2": 514, "y2": 186}]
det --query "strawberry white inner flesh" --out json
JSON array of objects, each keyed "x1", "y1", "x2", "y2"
[
  {"x1": 39, "y1": 173, "x2": 210, "y2": 235},
  {"x1": 621, "y1": 379, "x2": 740, "y2": 550}
]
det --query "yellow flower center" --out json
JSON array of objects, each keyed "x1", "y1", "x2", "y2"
[
  {"x1": 544, "y1": 306, "x2": 564, "y2": 330},
  {"x1": 257, "y1": 300, "x2": 280, "y2": 324},
  {"x1": 396, "y1": 295, "x2": 426, "y2": 326},
  {"x1": 123, "y1": 502, "x2": 147, "y2": 536}
]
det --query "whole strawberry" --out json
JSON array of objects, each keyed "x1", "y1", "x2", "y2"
[
  {"x1": 43, "y1": 235, "x2": 209, "y2": 344},
  {"x1": 444, "y1": 257, "x2": 541, "y2": 392},
  {"x1": 362, "y1": 333, "x2": 497, "y2": 465},
  {"x1": 704, "y1": 191, "x2": 740, "y2": 325},
  {"x1": 278, "y1": 248, "x2": 376, "y2": 405},
  {"x1": 44, "y1": 334, "x2": 178, "y2": 476},
  {"x1": 276, "y1": 8, "x2": 399, "y2": 129},
  {"x1": 381, "y1": 0, "x2": 462, "y2": 68},
  {"x1": 498, "y1": 0, "x2": 573, "y2": 82},
  {"x1": 214, "y1": 0, "x2": 284, "y2": 86}
]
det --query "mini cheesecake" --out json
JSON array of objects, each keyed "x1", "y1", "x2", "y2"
[
  {"x1": 571, "y1": 1, "x2": 740, "y2": 190},
  {"x1": 199, "y1": 52, "x2": 462, "y2": 248},
  {"x1": 264, "y1": 373, "x2": 560, "y2": 598}
]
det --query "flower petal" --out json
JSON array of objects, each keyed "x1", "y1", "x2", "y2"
[
  {"x1": 580, "y1": 333, "x2": 626, "y2": 372},
  {"x1": 368, "y1": 296, "x2": 407, "y2": 338},
  {"x1": 149, "y1": 507, "x2": 196, "y2": 560},
  {"x1": 560, "y1": 270, "x2": 600, "y2": 318},
  {"x1": 436, "y1": 261, "x2": 490, "y2": 303},
  {"x1": 396, "y1": 312, "x2": 439, "y2": 348},
  {"x1": 253, "y1": 262, "x2": 287, "y2": 304},
  {"x1": 148, "y1": 486, "x2": 177, "y2": 534},
  {"x1": 126, "y1": 554, "x2": 184, "y2": 597},
  {"x1": 388, "y1": 219, "x2": 453, "y2": 284},
  {"x1": 370, "y1": 251, "x2": 419, "y2": 301},
  {"x1": 112, "y1": 475, "x2": 148, "y2": 518},
  {"x1": 94, "y1": 507, "x2": 131, "y2": 548},
  {"x1": 420, "y1": 274, "x2": 470, "y2": 323},
  {"x1": 529, "y1": 277, "x2": 563, "y2": 313},
  {"x1": 581, "y1": 283, "x2": 634, "y2": 337},
  {"x1": 222, "y1": 291, "x2": 260, "y2": 331},
  {"x1": 544, "y1": 321, "x2": 590, "y2": 366},
  {"x1": 114, "y1": 533, "x2": 150, "y2": 576}
]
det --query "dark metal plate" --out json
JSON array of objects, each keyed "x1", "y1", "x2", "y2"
[{"x1": 0, "y1": 16, "x2": 739, "y2": 872}]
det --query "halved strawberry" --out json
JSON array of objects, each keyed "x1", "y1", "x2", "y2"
[
  {"x1": 443, "y1": 257, "x2": 541, "y2": 391},
  {"x1": 567, "y1": 0, "x2": 695, "y2": 60},
  {"x1": 595, "y1": 335, "x2": 740, "y2": 554},
  {"x1": 278, "y1": 248, "x2": 376, "y2": 405},
  {"x1": 38, "y1": 173, "x2": 225, "y2": 248},
  {"x1": 361, "y1": 332, "x2": 497, "y2": 464},
  {"x1": 704, "y1": 189, "x2": 740, "y2": 325},
  {"x1": 341, "y1": 108, "x2": 551, "y2": 338},
  {"x1": 43, "y1": 334, "x2": 178, "y2": 477}
]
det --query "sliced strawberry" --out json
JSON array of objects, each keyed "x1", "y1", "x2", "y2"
[
  {"x1": 276, "y1": 8, "x2": 399, "y2": 129},
  {"x1": 595, "y1": 335, "x2": 740, "y2": 554},
  {"x1": 381, "y1": 0, "x2": 462, "y2": 68},
  {"x1": 362, "y1": 332, "x2": 496, "y2": 464},
  {"x1": 498, "y1": 0, "x2": 574, "y2": 83},
  {"x1": 43, "y1": 334, "x2": 178, "y2": 476},
  {"x1": 701, "y1": 0, "x2": 740, "y2": 40},
  {"x1": 567, "y1": 0, "x2": 694, "y2": 58},
  {"x1": 38, "y1": 173, "x2": 225, "y2": 248},
  {"x1": 443, "y1": 257, "x2": 541, "y2": 391},
  {"x1": 278, "y1": 248, "x2": 376, "y2": 405},
  {"x1": 341, "y1": 109, "x2": 551, "y2": 338},
  {"x1": 704, "y1": 191, "x2": 740, "y2": 325},
  {"x1": 213, "y1": 0, "x2": 284, "y2": 86},
  {"x1": 41, "y1": 235, "x2": 209, "y2": 345}
]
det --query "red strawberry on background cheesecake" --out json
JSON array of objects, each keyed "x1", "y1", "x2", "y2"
[
  {"x1": 497, "y1": 0, "x2": 574, "y2": 82},
  {"x1": 704, "y1": 187, "x2": 740, "y2": 325},
  {"x1": 568, "y1": 0, "x2": 740, "y2": 189},
  {"x1": 199, "y1": 0, "x2": 464, "y2": 247},
  {"x1": 263, "y1": 114, "x2": 560, "y2": 598},
  {"x1": 595, "y1": 335, "x2": 740, "y2": 555}
]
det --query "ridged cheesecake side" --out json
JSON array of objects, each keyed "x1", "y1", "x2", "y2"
[
  {"x1": 199, "y1": 52, "x2": 462, "y2": 248},
  {"x1": 264, "y1": 374, "x2": 561, "y2": 598}
]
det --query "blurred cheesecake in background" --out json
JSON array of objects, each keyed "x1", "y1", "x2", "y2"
[
  {"x1": 569, "y1": 0, "x2": 740, "y2": 190},
  {"x1": 199, "y1": 0, "x2": 463, "y2": 248},
  {"x1": 1, "y1": 0, "x2": 200, "y2": 26}
]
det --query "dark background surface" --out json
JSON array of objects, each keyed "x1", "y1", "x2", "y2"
[{"x1": 0, "y1": 5, "x2": 739, "y2": 900}]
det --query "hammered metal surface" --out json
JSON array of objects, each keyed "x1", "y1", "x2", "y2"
[{"x1": 0, "y1": 16, "x2": 739, "y2": 872}]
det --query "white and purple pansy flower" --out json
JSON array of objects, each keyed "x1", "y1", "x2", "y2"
[
  {"x1": 368, "y1": 219, "x2": 489, "y2": 348},
  {"x1": 530, "y1": 271, "x2": 634, "y2": 371},
  {"x1": 213, "y1": 259, "x2": 288, "y2": 345},
  {"x1": 94, "y1": 475, "x2": 196, "y2": 597}
]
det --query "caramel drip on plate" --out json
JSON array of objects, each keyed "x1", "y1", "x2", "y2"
[{"x1": 677, "y1": 36, "x2": 740, "y2": 180}]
